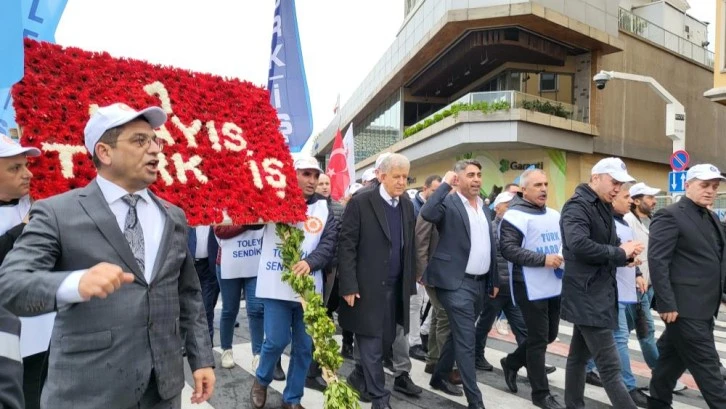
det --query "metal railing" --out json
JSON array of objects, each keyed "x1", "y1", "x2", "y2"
[{"x1": 618, "y1": 8, "x2": 715, "y2": 68}]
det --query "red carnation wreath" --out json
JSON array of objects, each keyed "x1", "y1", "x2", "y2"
[{"x1": 12, "y1": 39, "x2": 307, "y2": 225}]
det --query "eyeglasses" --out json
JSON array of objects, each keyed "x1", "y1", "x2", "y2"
[{"x1": 118, "y1": 134, "x2": 164, "y2": 151}]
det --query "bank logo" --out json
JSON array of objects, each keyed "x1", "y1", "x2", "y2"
[
  {"x1": 499, "y1": 159, "x2": 510, "y2": 173},
  {"x1": 304, "y1": 216, "x2": 323, "y2": 234}
]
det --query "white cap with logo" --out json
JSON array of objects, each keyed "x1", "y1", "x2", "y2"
[
  {"x1": 361, "y1": 168, "x2": 376, "y2": 183},
  {"x1": 0, "y1": 133, "x2": 40, "y2": 158},
  {"x1": 347, "y1": 182, "x2": 364, "y2": 196},
  {"x1": 493, "y1": 191, "x2": 515, "y2": 208},
  {"x1": 629, "y1": 182, "x2": 660, "y2": 197},
  {"x1": 84, "y1": 103, "x2": 167, "y2": 156},
  {"x1": 293, "y1": 156, "x2": 322, "y2": 173},
  {"x1": 686, "y1": 164, "x2": 725, "y2": 181},
  {"x1": 591, "y1": 157, "x2": 635, "y2": 183}
]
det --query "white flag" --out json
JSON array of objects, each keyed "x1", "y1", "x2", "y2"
[{"x1": 343, "y1": 124, "x2": 355, "y2": 188}]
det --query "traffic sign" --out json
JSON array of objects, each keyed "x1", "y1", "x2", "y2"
[
  {"x1": 669, "y1": 171, "x2": 687, "y2": 192},
  {"x1": 670, "y1": 150, "x2": 690, "y2": 171}
]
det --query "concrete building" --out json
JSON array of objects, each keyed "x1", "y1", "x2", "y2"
[
  {"x1": 313, "y1": 0, "x2": 725, "y2": 209},
  {"x1": 705, "y1": 0, "x2": 726, "y2": 105}
]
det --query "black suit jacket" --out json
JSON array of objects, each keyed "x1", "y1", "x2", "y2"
[
  {"x1": 648, "y1": 197, "x2": 726, "y2": 320},
  {"x1": 337, "y1": 185, "x2": 417, "y2": 337},
  {"x1": 420, "y1": 182, "x2": 498, "y2": 292}
]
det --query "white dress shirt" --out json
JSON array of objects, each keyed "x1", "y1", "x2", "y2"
[
  {"x1": 457, "y1": 192, "x2": 491, "y2": 275},
  {"x1": 379, "y1": 184, "x2": 399, "y2": 207},
  {"x1": 56, "y1": 176, "x2": 166, "y2": 305},
  {"x1": 194, "y1": 226, "x2": 210, "y2": 259}
]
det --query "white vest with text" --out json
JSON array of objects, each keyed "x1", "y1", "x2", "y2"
[
  {"x1": 615, "y1": 218, "x2": 637, "y2": 303},
  {"x1": 0, "y1": 195, "x2": 56, "y2": 358},
  {"x1": 256, "y1": 199, "x2": 328, "y2": 302},
  {"x1": 502, "y1": 207, "x2": 562, "y2": 302},
  {"x1": 220, "y1": 229, "x2": 264, "y2": 279}
]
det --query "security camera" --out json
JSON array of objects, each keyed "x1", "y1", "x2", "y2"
[{"x1": 593, "y1": 72, "x2": 612, "y2": 90}]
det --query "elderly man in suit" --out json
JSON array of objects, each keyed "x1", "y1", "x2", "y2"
[
  {"x1": 647, "y1": 164, "x2": 726, "y2": 409},
  {"x1": 0, "y1": 103, "x2": 215, "y2": 409},
  {"x1": 338, "y1": 153, "x2": 417, "y2": 409},
  {"x1": 421, "y1": 159, "x2": 499, "y2": 409}
]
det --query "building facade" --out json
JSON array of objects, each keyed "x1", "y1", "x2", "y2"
[
  {"x1": 705, "y1": 0, "x2": 726, "y2": 105},
  {"x1": 314, "y1": 0, "x2": 724, "y2": 210}
]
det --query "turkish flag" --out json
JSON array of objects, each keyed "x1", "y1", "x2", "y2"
[{"x1": 327, "y1": 129, "x2": 349, "y2": 201}]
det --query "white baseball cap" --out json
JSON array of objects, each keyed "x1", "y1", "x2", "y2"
[
  {"x1": 84, "y1": 103, "x2": 167, "y2": 156},
  {"x1": 591, "y1": 157, "x2": 635, "y2": 183},
  {"x1": 493, "y1": 191, "x2": 515, "y2": 208},
  {"x1": 293, "y1": 156, "x2": 322, "y2": 173},
  {"x1": 374, "y1": 152, "x2": 392, "y2": 170},
  {"x1": 347, "y1": 182, "x2": 364, "y2": 196},
  {"x1": 0, "y1": 133, "x2": 40, "y2": 158},
  {"x1": 686, "y1": 164, "x2": 725, "y2": 181},
  {"x1": 629, "y1": 182, "x2": 660, "y2": 197},
  {"x1": 361, "y1": 168, "x2": 376, "y2": 183}
]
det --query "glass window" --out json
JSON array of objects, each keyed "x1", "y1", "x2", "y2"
[{"x1": 540, "y1": 73, "x2": 558, "y2": 92}]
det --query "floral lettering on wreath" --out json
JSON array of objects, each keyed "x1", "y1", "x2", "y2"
[{"x1": 13, "y1": 39, "x2": 307, "y2": 225}]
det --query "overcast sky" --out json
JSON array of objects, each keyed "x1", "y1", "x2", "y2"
[{"x1": 55, "y1": 0, "x2": 716, "y2": 154}]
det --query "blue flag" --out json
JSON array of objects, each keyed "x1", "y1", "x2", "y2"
[
  {"x1": 267, "y1": 0, "x2": 313, "y2": 153},
  {"x1": 0, "y1": 1, "x2": 24, "y2": 89},
  {"x1": 0, "y1": 0, "x2": 68, "y2": 135}
]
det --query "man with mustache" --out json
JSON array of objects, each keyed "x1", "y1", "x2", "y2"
[
  {"x1": 0, "y1": 104, "x2": 215, "y2": 409},
  {"x1": 647, "y1": 164, "x2": 726, "y2": 408},
  {"x1": 499, "y1": 169, "x2": 564, "y2": 409}
]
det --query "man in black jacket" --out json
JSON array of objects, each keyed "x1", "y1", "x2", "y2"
[
  {"x1": 560, "y1": 157, "x2": 642, "y2": 409},
  {"x1": 647, "y1": 164, "x2": 726, "y2": 409},
  {"x1": 338, "y1": 153, "x2": 418, "y2": 409},
  {"x1": 499, "y1": 169, "x2": 564, "y2": 409}
]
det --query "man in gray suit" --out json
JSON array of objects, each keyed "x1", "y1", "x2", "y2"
[
  {"x1": 0, "y1": 103, "x2": 215, "y2": 409},
  {"x1": 421, "y1": 159, "x2": 499, "y2": 409}
]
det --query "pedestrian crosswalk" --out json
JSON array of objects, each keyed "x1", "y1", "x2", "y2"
[{"x1": 179, "y1": 302, "x2": 721, "y2": 408}]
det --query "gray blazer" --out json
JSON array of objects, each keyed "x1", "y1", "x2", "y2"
[{"x1": 0, "y1": 180, "x2": 214, "y2": 409}]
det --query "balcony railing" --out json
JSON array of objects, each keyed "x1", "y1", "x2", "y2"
[
  {"x1": 618, "y1": 8, "x2": 714, "y2": 68},
  {"x1": 403, "y1": 90, "x2": 584, "y2": 138}
]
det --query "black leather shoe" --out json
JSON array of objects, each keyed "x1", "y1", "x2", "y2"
[
  {"x1": 305, "y1": 375, "x2": 327, "y2": 392},
  {"x1": 430, "y1": 377, "x2": 463, "y2": 396},
  {"x1": 347, "y1": 369, "x2": 372, "y2": 403},
  {"x1": 409, "y1": 344, "x2": 427, "y2": 361},
  {"x1": 545, "y1": 364, "x2": 556, "y2": 374},
  {"x1": 273, "y1": 359, "x2": 286, "y2": 381},
  {"x1": 533, "y1": 394, "x2": 565, "y2": 409},
  {"x1": 501, "y1": 357, "x2": 518, "y2": 393},
  {"x1": 424, "y1": 363, "x2": 435, "y2": 374},
  {"x1": 394, "y1": 372, "x2": 422, "y2": 396},
  {"x1": 646, "y1": 395, "x2": 673, "y2": 409},
  {"x1": 629, "y1": 389, "x2": 648, "y2": 408},
  {"x1": 341, "y1": 343, "x2": 354, "y2": 359},
  {"x1": 476, "y1": 356, "x2": 494, "y2": 371},
  {"x1": 467, "y1": 404, "x2": 486, "y2": 409},
  {"x1": 585, "y1": 371, "x2": 602, "y2": 387}
]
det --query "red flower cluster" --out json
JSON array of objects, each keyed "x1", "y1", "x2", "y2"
[{"x1": 13, "y1": 39, "x2": 307, "y2": 225}]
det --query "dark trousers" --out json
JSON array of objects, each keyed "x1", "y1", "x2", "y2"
[
  {"x1": 564, "y1": 324, "x2": 636, "y2": 409},
  {"x1": 649, "y1": 318, "x2": 726, "y2": 408},
  {"x1": 22, "y1": 350, "x2": 48, "y2": 409},
  {"x1": 475, "y1": 287, "x2": 527, "y2": 357},
  {"x1": 124, "y1": 372, "x2": 181, "y2": 409},
  {"x1": 355, "y1": 284, "x2": 398, "y2": 406},
  {"x1": 504, "y1": 283, "x2": 560, "y2": 401},
  {"x1": 434, "y1": 276, "x2": 485, "y2": 406},
  {"x1": 194, "y1": 259, "x2": 219, "y2": 343}
]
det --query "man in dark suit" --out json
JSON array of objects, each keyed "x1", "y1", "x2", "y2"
[
  {"x1": 338, "y1": 153, "x2": 417, "y2": 409},
  {"x1": 647, "y1": 164, "x2": 726, "y2": 409},
  {"x1": 421, "y1": 160, "x2": 499, "y2": 409},
  {"x1": 188, "y1": 225, "x2": 220, "y2": 344},
  {"x1": 0, "y1": 103, "x2": 215, "y2": 408}
]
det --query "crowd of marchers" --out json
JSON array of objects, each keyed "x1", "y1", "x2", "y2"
[{"x1": 1, "y1": 102, "x2": 726, "y2": 409}]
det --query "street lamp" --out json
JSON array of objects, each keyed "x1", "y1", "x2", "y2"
[{"x1": 592, "y1": 70, "x2": 686, "y2": 153}]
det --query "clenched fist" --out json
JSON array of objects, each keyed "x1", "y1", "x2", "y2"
[{"x1": 79, "y1": 262, "x2": 135, "y2": 300}]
